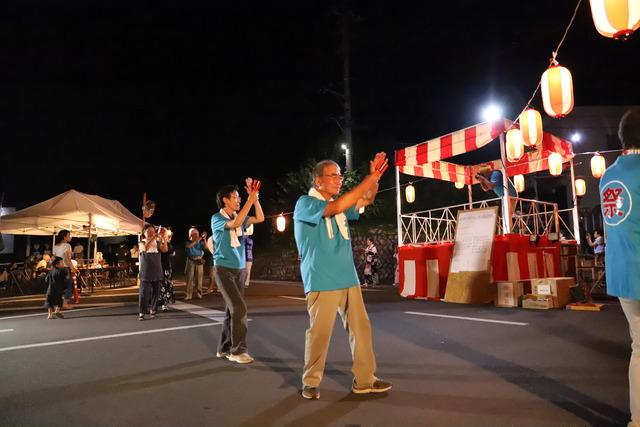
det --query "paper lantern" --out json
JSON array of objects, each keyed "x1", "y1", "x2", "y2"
[
  {"x1": 548, "y1": 152, "x2": 563, "y2": 176},
  {"x1": 575, "y1": 178, "x2": 587, "y2": 196},
  {"x1": 589, "y1": 0, "x2": 640, "y2": 40},
  {"x1": 276, "y1": 214, "x2": 286, "y2": 232},
  {"x1": 506, "y1": 129, "x2": 524, "y2": 162},
  {"x1": 591, "y1": 153, "x2": 606, "y2": 178},
  {"x1": 541, "y1": 65, "x2": 574, "y2": 118},
  {"x1": 454, "y1": 181, "x2": 465, "y2": 189},
  {"x1": 359, "y1": 206, "x2": 365, "y2": 214},
  {"x1": 520, "y1": 108, "x2": 543, "y2": 146},
  {"x1": 405, "y1": 183, "x2": 416, "y2": 203},
  {"x1": 514, "y1": 174, "x2": 525, "y2": 193}
]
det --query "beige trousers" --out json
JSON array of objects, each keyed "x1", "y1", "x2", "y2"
[
  {"x1": 185, "y1": 259, "x2": 203, "y2": 299},
  {"x1": 303, "y1": 286, "x2": 376, "y2": 388}
]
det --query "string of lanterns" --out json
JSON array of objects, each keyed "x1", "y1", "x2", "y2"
[{"x1": 271, "y1": 1, "x2": 639, "y2": 230}]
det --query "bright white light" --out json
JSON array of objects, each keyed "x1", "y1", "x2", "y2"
[
  {"x1": 481, "y1": 104, "x2": 503, "y2": 122},
  {"x1": 571, "y1": 132, "x2": 581, "y2": 143},
  {"x1": 341, "y1": 144, "x2": 348, "y2": 150}
]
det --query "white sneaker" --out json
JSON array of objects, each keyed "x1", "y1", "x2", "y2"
[
  {"x1": 216, "y1": 351, "x2": 230, "y2": 359},
  {"x1": 227, "y1": 353, "x2": 254, "y2": 364}
]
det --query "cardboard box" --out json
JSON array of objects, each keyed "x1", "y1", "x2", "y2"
[
  {"x1": 530, "y1": 277, "x2": 574, "y2": 308},
  {"x1": 523, "y1": 294, "x2": 554, "y2": 310},
  {"x1": 494, "y1": 281, "x2": 524, "y2": 307},
  {"x1": 566, "y1": 302, "x2": 604, "y2": 312}
]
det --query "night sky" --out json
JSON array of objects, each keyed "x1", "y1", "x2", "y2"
[{"x1": 2, "y1": 0, "x2": 639, "y2": 234}]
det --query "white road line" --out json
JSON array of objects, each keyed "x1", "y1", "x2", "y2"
[
  {"x1": 0, "y1": 304, "x2": 129, "y2": 321},
  {"x1": 0, "y1": 329, "x2": 14, "y2": 333},
  {"x1": 279, "y1": 296, "x2": 306, "y2": 301},
  {"x1": 0, "y1": 322, "x2": 222, "y2": 353},
  {"x1": 405, "y1": 311, "x2": 529, "y2": 326},
  {"x1": 172, "y1": 302, "x2": 227, "y2": 321}
]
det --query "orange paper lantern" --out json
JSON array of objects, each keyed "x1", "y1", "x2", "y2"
[
  {"x1": 589, "y1": 0, "x2": 640, "y2": 40},
  {"x1": 591, "y1": 153, "x2": 607, "y2": 178},
  {"x1": 548, "y1": 152, "x2": 563, "y2": 176},
  {"x1": 405, "y1": 183, "x2": 416, "y2": 203},
  {"x1": 506, "y1": 129, "x2": 524, "y2": 162},
  {"x1": 514, "y1": 174, "x2": 525, "y2": 193},
  {"x1": 575, "y1": 178, "x2": 587, "y2": 196},
  {"x1": 454, "y1": 181, "x2": 465, "y2": 189},
  {"x1": 520, "y1": 108, "x2": 543, "y2": 146},
  {"x1": 541, "y1": 65, "x2": 574, "y2": 118}
]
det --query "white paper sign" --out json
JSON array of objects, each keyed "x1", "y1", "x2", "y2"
[
  {"x1": 537, "y1": 284, "x2": 552, "y2": 295},
  {"x1": 450, "y1": 208, "x2": 498, "y2": 273}
]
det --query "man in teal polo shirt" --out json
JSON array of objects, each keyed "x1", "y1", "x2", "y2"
[
  {"x1": 211, "y1": 179, "x2": 264, "y2": 364},
  {"x1": 601, "y1": 107, "x2": 640, "y2": 426},
  {"x1": 294, "y1": 152, "x2": 392, "y2": 400}
]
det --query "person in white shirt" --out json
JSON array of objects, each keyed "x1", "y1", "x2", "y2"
[{"x1": 53, "y1": 230, "x2": 77, "y2": 306}]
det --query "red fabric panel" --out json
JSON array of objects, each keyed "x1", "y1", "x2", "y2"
[
  {"x1": 440, "y1": 135, "x2": 453, "y2": 161},
  {"x1": 395, "y1": 149, "x2": 406, "y2": 167},
  {"x1": 416, "y1": 143, "x2": 429, "y2": 165},
  {"x1": 464, "y1": 126, "x2": 477, "y2": 153}
]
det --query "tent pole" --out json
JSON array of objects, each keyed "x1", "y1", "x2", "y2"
[
  {"x1": 467, "y1": 184, "x2": 473, "y2": 209},
  {"x1": 395, "y1": 166, "x2": 402, "y2": 247},
  {"x1": 569, "y1": 160, "x2": 581, "y2": 245},
  {"x1": 498, "y1": 132, "x2": 511, "y2": 234},
  {"x1": 87, "y1": 213, "x2": 92, "y2": 263}
]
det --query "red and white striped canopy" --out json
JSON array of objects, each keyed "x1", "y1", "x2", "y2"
[
  {"x1": 395, "y1": 119, "x2": 509, "y2": 167},
  {"x1": 395, "y1": 120, "x2": 574, "y2": 184}
]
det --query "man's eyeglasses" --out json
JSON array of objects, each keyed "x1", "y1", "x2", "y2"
[{"x1": 321, "y1": 174, "x2": 344, "y2": 181}]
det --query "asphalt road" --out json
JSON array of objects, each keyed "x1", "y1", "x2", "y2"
[{"x1": 0, "y1": 283, "x2": 631, "y2": 427}]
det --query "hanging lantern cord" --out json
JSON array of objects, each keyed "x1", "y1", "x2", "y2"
[
  {"x1": 507, "y1": 0, "x2": 583, "y2": 134},
  {"x1": 551, "y1": 0, "x2": 583, "y2": 64}
]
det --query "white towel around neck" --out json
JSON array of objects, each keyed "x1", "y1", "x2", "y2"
[
  {"x1": 308, "y1": 188, "x2": 349, "y2": 240},
  {"x1": 219, "y1": 209, "x2": 244, "y2": 248}
]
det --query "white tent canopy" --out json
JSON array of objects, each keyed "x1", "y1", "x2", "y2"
[{"x1": 0, "y1": 189, "x2": 142, "y2": 237}]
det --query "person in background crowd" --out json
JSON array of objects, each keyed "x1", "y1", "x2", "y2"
[
  {"x1": 73, "y1": 241, "x2": 84, "y2": 263},
  {"x1": 362, "y1": 238, "x2": 379, "y2": 287},
  {"x1": 293, "y1": 153, "x2": 392, "y2": 400},
  {"x1": 45, "y1": 257, "x2": 67, "y2": 319},
  {"x1": 600, "y1": 107, "x2": 640, "y2": 427},
  {"x1": 138, "y1": 224, "x2": 168, "y2": 320},
  {"x1": 32, "y1": 242, "x2": 42, "y2": 259},
  {"x1": 158, "y1": 229, "x2": 175, "y2": 312},
  {"x1": 43, "y1": 243, "x2": 51, "y2": 256},
  {"x1": 244, "y1": 226, "x2": 254, "y2": 288},
  {"x1": 53, "y1": 230, "x2": 77, "y2": 308},
  {"x1": 206, "y1": 235, "x2": 219, "y2": 293},
  {"x1": 586, "y1": 230, "x2": 605, "y2": 265},
  {"x1": 211, "y1": 178, "x2": 264, "y2": 364},
  {"x1": 130, "y1": 244, "x2": 139, "y2": 275},
  {"x1": 185, "y1": 228, "x2": 206, "y2": 300},
  {"x1": 36, "y1": 254, "x2": 52, "y2": 276}
]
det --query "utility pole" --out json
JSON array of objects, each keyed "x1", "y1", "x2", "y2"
[{"x1": 341, "y1": 10, "x2": 353, "y2": 172}]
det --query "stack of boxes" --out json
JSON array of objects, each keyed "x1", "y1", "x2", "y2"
[{"x1": 494, "y1": 277, "x2": 575, "y2": 309}]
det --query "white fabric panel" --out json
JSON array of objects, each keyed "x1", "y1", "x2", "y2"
[{"x1": 401, "y1": 260, "x2": 416, "y2": 297}]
